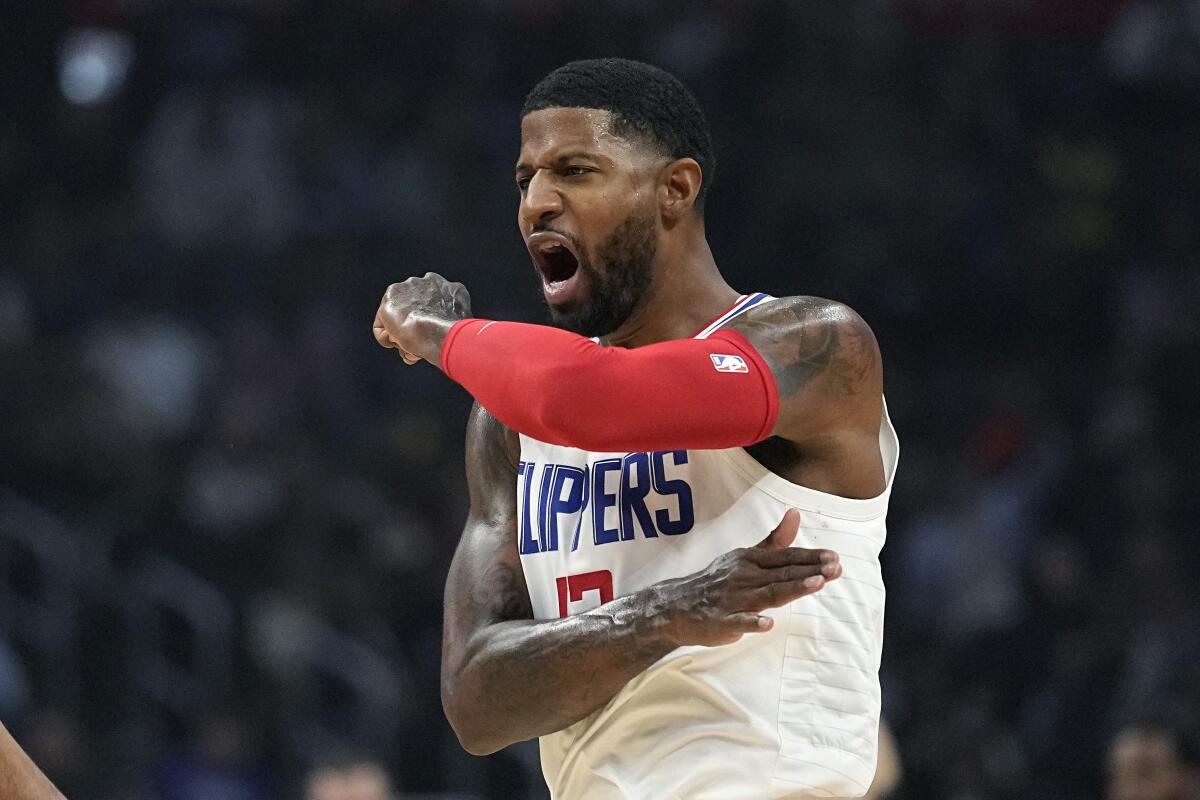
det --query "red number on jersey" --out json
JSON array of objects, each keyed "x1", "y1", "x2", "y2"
[{"x1": 555, "y1": 570, "x2": 614, "y2": 617}]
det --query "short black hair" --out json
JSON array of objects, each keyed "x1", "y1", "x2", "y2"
[{"x1": 522, "y1": 58, "x2": 715, "y2": 214}]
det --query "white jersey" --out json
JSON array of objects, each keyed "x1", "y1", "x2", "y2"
[{"x1": 516, "y1": 293, "x2": 899, "y2": 799}]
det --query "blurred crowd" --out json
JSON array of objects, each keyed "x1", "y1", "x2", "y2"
[{"x1": 1, "y1": 1, "x2": 1198, "y2": 798}]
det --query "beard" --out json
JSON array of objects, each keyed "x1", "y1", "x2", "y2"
[{"x1": 544, "y1": 208, "x2": 657, "y2": 338}]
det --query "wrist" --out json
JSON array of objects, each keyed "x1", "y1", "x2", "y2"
[
  {"x1": 409, "y1": 314, "x2": 462, "y2": 367},
  {"x1": 630, "y1": 581, "x2": 683, "y2": 649}
]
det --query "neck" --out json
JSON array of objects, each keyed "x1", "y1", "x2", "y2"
[{"x1": 601, "y1": 234, "x2": 740, "y2": 348}]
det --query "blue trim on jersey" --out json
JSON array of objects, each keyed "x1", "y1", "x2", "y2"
[{"x1": 696, "y1": 292, "x2": 771, "y2": 338}]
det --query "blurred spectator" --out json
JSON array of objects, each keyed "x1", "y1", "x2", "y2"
[
  {"x1": 138, "y1": 81, "x2": 301, "y2": 253},
  {"x1": 1108, "y1": 719, "x2": 1200, "y2": 800},
  {"x1": 153, "y1": 711, "x2": 272, "y2": 800},
  {"x1": 305, "y1": 754, "x2": 394, "y2": 800}
]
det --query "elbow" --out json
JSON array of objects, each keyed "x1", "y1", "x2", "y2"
[
  {"x1": 448, "y1": 719, "x2": 508, "y2": 757},
  {"x1": 442, "y1": 682, "x2": 509, "y2": 756},
  {"x1": 457, "y1": 731, "x2": 505, "y2": 757},
  {"x1": 446, "y1": 707, "x2": 504, "y2": 756}
]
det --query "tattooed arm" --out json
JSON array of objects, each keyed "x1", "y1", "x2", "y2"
[
  {"x1": 440, "y1": 403, "x2": 842, "y2": 754},
  {"x1": 725, "y1": 296, "x2": 886, "y2": 498},
  {"x1": 440, "y1": 403, "x2": 675, "y2": 754}
]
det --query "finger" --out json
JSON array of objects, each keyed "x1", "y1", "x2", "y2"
[
  {"x1": 400, "y1": 350, "x2": 422, "y2": 365},
  {"x1": 728, "y1": 612, "x2": 775, "y2": 633},
  {"x1": 757, "y1": 560, "x2": 842, "y2": 585},
  {"x1": 373, "y1": 316, "x2": 396, "y2": 349},
  {"x1": 755, "y1": 508, "x2": 800, "y2": 550},
  {"x1": 747, "y1": 546, "x2": 839, "y2": 569},
  {"x1": 374, "y1": 327, "x2": 396, "y2": 349},
  {"x1": 747, "y1": 575, "x2": 832, "y2": 609}
]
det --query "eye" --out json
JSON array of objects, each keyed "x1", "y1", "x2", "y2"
[
  {"x1": 516, "y1": 176, "x2": 531, "y2": 191},
  {"x1": 565, "y1": 166, "x2": 590, "y2": 176}
]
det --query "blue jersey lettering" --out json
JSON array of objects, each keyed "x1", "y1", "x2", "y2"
[
  {"x1": 620, "y1": 452, "x2": 656, "y2": 540},
  {"x1": 546, "y1": 465, "x2": 586, "y2": 553},
  {"x1": 652, "y1": 451, "x2": 694, "y2": 535},
  {"x1": 518, "y1": 452, "x2": 696, "y2": 553},
  {"x1": 591, "y1": 459, "x2": 622, "y2": 546}
]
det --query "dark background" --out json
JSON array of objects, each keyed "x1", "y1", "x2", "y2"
[{"x1": 1, "y1": 1, "x2": 1198, "y2": 798}]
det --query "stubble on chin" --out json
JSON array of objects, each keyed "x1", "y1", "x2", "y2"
[{"x1": 542, "y1": 211, "x2": 656, "y2": 338}]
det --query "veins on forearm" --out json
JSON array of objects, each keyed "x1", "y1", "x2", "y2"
[{"x1": 470, "y1": 593, "x2": 673, "y2": 738}]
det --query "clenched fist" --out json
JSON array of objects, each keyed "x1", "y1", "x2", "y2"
[{"x1": 373, "y1": 272, "x2": 472, "y2": 366}]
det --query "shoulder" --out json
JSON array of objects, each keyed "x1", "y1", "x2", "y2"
[
  {"x1": 722, "y1": 295, "x2": 881, "y2": 443},
  {"x1": 732, "y1": 295, "x2": 875, "y2": 338},
  {"x1": 724, "y1": 295, "x2": 881, "y2": 395}
]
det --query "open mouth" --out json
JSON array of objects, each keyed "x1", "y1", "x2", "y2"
[
  {"x1": 527, "y1": 232, "x2": 582, "y2": 300},
  {"x1": 537, "y1": 243, "x2": 578, "y2": 284}
]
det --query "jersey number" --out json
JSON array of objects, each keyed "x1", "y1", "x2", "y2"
[{"x1": 555, "y1": 570, "x2": 613, "y2": 618}]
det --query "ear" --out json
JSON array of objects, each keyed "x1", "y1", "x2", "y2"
[{"x1": 659, "y1": 157, "x2": 703, "y2": 221}]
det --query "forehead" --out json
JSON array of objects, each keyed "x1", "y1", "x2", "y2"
[{"x1": 518, "y1": 107, "x2": 640, "y2": 165}]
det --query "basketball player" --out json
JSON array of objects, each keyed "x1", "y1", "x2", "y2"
[{"x1": 373, "y1": 58, "x2": 897, "y2": 798}]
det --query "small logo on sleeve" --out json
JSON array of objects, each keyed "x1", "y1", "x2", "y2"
[{"x1": 710, "y1": 354, "x2": 748, "y2": 373}]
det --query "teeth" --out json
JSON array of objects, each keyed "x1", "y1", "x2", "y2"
[{"x1": 533, "y1": 240, "x2": 567, "y2": 255}]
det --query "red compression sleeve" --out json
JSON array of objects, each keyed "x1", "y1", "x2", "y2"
[{"x1": 440, "y1": 319, "x2": 779, "y2": 452}]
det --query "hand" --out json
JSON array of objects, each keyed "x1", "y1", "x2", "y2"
[
  {"x1": 656, "y1": 509, "x2": 841, "y2": 647},
  {"x1": 373, "y1": 272, "x2": 472, "y2": 366}
]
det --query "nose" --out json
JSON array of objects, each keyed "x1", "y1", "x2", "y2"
[{"x1": 520, "y1": 170, "x2": 563, "y2": 227}]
